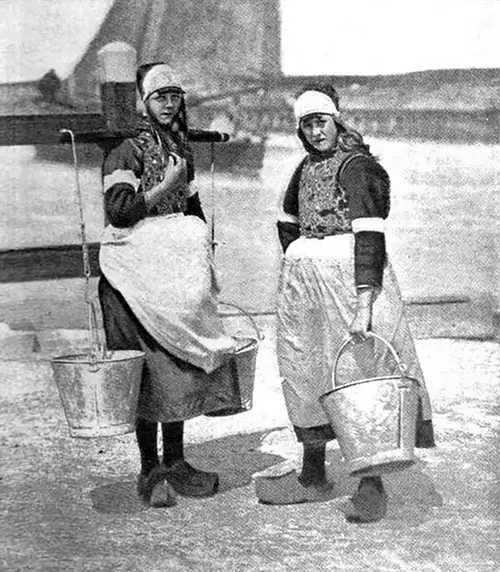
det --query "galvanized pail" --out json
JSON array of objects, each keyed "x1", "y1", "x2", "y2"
[
  {"x1": 319, "y1": 333, "x2": 419, "y2": 476},
  {"x1": 205, "y1": 302, "x2": 262, "y2": 417},
  {"x1": 51, "y1": 350, "x2": 144, "y2": 438},
  {"x1": 231, "y1": 336, "x2": 259, "y2": 411}
]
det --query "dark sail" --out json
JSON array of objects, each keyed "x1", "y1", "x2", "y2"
[{"x1": 64, "y1": 0, "x2": 282, "y2": 109}]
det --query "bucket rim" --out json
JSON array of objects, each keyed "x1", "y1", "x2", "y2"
[
  {"x1": 50, "y1": 350, "x2": 145, "y2": 365},
  {"x1": 319, "y1": 374, "x2": 419, "y2": 401}
]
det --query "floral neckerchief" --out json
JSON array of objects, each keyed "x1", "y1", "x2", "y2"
[
  {"x1": 138, "y1": 129, "x2": 189, "y2": 216},
  {"x1": 298, "y1": 149, "x2": 358, "y2": 238}
]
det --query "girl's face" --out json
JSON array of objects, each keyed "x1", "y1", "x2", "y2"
[
  {"x1": 147, "y1": 89, "x2": 183, "y2": 126},
  {"x1": 300, "y1": 113, "x2": 338, "y2": 152}
]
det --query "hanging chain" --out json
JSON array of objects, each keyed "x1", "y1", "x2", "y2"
[
  {"x1": 60, "y1": 128, "x2": 100, "y2": 363},
  {"x1": 210, "y1": 141, "x2": 217, "y2": 254}
]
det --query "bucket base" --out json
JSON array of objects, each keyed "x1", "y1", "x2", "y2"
[
  {"x1": 205, "y1": 336, "x2": 257, "y2": 417},
  {"x1": 68, "y1": 421, "x2": 136, "y2": 439},
  {"x1": 205, "y1": 405, "x2": 251, "y2": 417},
  {"x1": 348, "y1": 449, "x2": 416, "y2": 477}
]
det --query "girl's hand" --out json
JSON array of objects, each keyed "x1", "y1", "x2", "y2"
[
  {"x1": 348, "y1": 306, "x2": 372, "y2": 342},
  {"x1": 160, "y1": 152, "x2": 186, "y2": 189},
  {"x1": 348, "y1": 288, "x2": 374, "y2": 342},
  {"x1": 144, "y1": 153, "x2": 187, "y2": 210}
]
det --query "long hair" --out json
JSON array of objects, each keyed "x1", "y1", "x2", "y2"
[{"x1": 296, "y1": 82, "x2": 371, "y2": 156}]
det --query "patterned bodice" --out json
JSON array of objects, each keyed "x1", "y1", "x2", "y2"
[
  {"x1": 139, "y1": 131, "x2": 188, "y2": 216},
  {"x1": 298, "y1": 150, "x2": 355, "y2": 237}
]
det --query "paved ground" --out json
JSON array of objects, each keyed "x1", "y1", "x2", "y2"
[{"x1": 1, "y1": 317, "x2": 499, "y2": 572}]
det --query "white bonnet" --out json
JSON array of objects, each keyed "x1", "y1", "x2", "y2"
[
  {"x1": 294, "y1": 90, "x2": 340, "y2": 125},
  {"x1": 141, "y1": 64, "x2": 184, "y2": 101}
]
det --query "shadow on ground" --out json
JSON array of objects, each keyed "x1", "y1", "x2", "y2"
[
  {"x1": 90, "y1": 431, "x2": 286, "y2": 514},
  {"x1": 2, "y1": 338, "x2": 499, "y2": 571},
  {"x1": 259, "y1": 428, "x2": 444, "y2": 529}
]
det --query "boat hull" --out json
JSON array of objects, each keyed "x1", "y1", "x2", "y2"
[{"x1": 35, "y1": 137, "x2": 266, "y2": 173}]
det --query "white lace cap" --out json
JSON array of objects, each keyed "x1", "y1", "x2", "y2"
[
  {"x1": 294, "y1": 91, "x2": 339, "y2": 125},
  {"x1": 141, "y1": 64, "x2": 184, "y2": 101}
]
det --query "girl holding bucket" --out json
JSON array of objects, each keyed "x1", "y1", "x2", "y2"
[
  {"x1": 99, "y1": 63, "x2": 242, "y2": 507},
  {"x1": 256, "y1": 83, "x2": 435, "y2": 522}
]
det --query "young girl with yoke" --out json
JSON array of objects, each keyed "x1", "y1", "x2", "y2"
[
  {"x1": 99, "y1": 63, "x2": 241, "y2": 507},
  {"x1": 257, "y1": 83, "x2": 435, "y2": 523}
]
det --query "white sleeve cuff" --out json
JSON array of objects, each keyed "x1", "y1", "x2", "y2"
[
  {"x1": 103, "y1": 169, "x2": 140, "y2": 193},
  {"x1": 351, "y1": 217, "x2": 385, "y2": 233},
  {"x1": 278, "y1": 212, "x2": 299, "y2": 223}
]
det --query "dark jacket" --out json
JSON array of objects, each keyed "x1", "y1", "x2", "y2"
[{"x1": 277, "y1": 150, "x2": 390, "y2": 288}]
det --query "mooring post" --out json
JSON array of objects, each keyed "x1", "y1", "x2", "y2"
[{"x1": 97, "y1": 42, "x2": 137, "y2": 133}]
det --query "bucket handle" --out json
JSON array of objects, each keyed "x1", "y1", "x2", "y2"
[
  {"x1": 219, "y1": 301, "x2": 264, "y2": 345},
  {"x1": 333, "y1": 332, "x2": 408, "y2": 387}
]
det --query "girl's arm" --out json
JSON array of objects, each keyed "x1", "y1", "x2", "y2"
[
  {"x1": 103, "y1": 146, "x2": 187, "y2": 228},
  {"x1": 276, "y1": 158, "x2": 306, "y2": 252},
  {"x1": 341, "y1": 156, "x2": 390, "y2": 339},
  {"x1": 103, "y1": 140, "x2": 146, "y2": 228}
]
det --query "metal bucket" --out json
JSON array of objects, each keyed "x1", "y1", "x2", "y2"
[
  {"x1": 319, "y1": 333, "x2": 419, "y2": 476},
  {"x1": 205, "y1": 302, "x2": 262, "y2": 417},
  {"x1": 51, "y1": 350, "x2": 145, "y2": 438},
  {"x1": 50, "y1": 131, "x2": 145, "y2": 438},
  {"x1": 231, "y1": 336, "x2": 259, "y2": 411}
]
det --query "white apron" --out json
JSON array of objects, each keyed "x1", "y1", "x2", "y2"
[
  {"x1": 277, "y1": 234, "x2": 433, "y2": 429},
  {"x1": 100, "y1": 214, "x2": 236, "y2": 373}
]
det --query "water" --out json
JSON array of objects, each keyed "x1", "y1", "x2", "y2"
[{"x1": 0, "y1": 135, "x2": 498, "y2": 329}]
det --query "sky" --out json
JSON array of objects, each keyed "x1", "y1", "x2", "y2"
[
  {"x1": 280, "y1": 0, "x2": 500, "y2": 75},
  {"x1": 0, "y1": 0, "x2": 499, "y2": 82}
]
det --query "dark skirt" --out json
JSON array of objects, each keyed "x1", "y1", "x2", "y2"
[{"x1": 98, "y1": 276, "x2": 243, "y2": 422}]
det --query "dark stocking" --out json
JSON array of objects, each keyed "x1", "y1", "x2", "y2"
[
  {"x1": 136, "y1": 417, "x2": 159, "y2": 474},
  {"x1": 162, "y1": 421, "x2": 184, "y2": 466},
  {"x1": 298, "y1": 443, "x2": 327, "y2": 487},
  {"x1": 161, "y1": 421, "x2": 219, "y2": 497}
]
